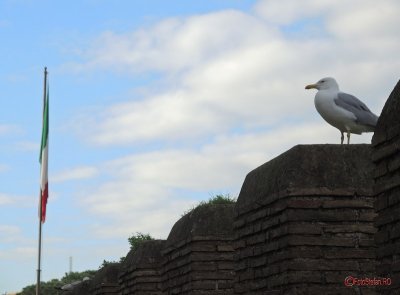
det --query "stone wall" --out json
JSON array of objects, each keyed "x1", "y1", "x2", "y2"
[
  {"x1": 372, "y1": 80, "x2": 400, "y2": 293},
  {"x1": 234, "y1": 145, "x2": 377, "y2": 295},
  {"x1": 119, "y1": 240, "x2": 165, "y2": 294},
  {"x1": 65, "y1": 280, "x2": 91, "y2": 295},
  {"x1": 161, "y1": 203, "x2": 235, "y2": 294},
  {"x1": 90, "y1": 263, "x2": 121, "y2": 295}
]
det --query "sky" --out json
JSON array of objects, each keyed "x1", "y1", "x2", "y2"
[{"x1": 0, "y1": 0, "x2": 399, "y2": 292}]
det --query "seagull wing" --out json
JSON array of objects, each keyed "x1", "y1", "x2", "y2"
[{"x1": 334, "y1": 92, "x2": 379, "y2": 128}]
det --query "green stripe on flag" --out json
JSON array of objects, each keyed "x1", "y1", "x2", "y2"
[{"x1": 40, "y1": 87, "x2": 49, "y2": 163}]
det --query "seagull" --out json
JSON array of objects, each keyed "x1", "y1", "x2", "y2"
[{"x1": 305, "y1": 77, "x2": 379, "y2": 144}]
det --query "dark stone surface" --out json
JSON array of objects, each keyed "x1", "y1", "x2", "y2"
[
  {"x1": 236, "y1": 144, "x2": 374, "y2": 216},
  {"x1": 123, "y1": 239, "x2": 165, "y2": 269},
  {"x1": 372, "y1": 80, "x2": 400, "y2": 146},
  {"x1": 162, "y1": 203, "x2": 235, "y2": 294},
  {"x1": 91, "y1": 263, "x2": 120, "y2": 295},
  {"x1": 372, "y1": 80, "x2": 400, "y2": 293},
  {"x1": 65, "y1": 280, "x2": 91, "y2": 295},
  {"x1": 166, "y1": 203, "x2": 235, "y2": 247},
  {"x1": 119, "y1": 240, "x2": 165, "y2": 295},
  {"x1": 234, "y1": 144, "x2": 377, "y2": 294}
]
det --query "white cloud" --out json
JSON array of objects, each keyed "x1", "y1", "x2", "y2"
[
  {"x1": 71, "y1": 41, "x2": 317, "y2": 146},
  {"x1": 326, "y1": 1, "x2": 399, "y2": 41},
  {"x1": 253, "y1": 0, "x2": 331, "y2": 25},
  {"x1": 254, "y1": 0, "x2": 399, "y2": 38},
  {"x1": 52, "y1": 166, "x2": 99, "y2": 183},
  {"x1": 66, "y1": 10, "x2": 277, "y2": 74},
  {"x1": 66, "y1": 0, "x2": 396, "y2": 146},
  {"x1": 62, "y1": 0, "x2": 395, "y2": 239},
  {"x1": 80, "y1": 122, "x2": 374, "y2": 239}
]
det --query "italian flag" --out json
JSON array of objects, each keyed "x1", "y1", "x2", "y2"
[{"x1": 39, "y1": 86, "x2": 49, "y2": 223}]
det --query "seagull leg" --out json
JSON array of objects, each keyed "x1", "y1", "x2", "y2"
[
  {"x1": 340, "y1": 132, "x2": 344, "y2": 145},
  {"x1": 347, "y1": 132, "x2": 351, "y2": 144}
]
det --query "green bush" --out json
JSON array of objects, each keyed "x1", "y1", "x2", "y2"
[
  {"x1": 183, "y1": 194, "x2": 236, "y2": 216},
  {"x1": 100, "y1": 232, "x2": 154, "y2": 267},
  {"x1": 128, "y1": 232, "x2": 154, "y2": 251}
]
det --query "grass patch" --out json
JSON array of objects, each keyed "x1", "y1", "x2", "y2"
[{"x1": 183, "y1": 194, "x2": 236, "y2": 216}]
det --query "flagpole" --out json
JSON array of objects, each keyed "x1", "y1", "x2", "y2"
[{"x1": 36, "y1": 67, "x2": 48, "y2": 295}]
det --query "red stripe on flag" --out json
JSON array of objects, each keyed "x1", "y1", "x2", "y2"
[{"x1": 41, "y1": 182, "x2": 48, "y2": 222}]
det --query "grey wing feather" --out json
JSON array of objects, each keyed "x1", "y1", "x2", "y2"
[{"x1": 334, "y1": 92, "x2": 379, "y2": 128}]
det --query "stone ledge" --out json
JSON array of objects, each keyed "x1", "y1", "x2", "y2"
[{"x1": 236, "y1": 144, "x2": 374, "y2": 217}]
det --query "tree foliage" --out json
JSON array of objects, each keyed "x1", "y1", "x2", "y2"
[
  {"x1": 183, "y1": 194, "x2": 236, "y2": 216},
  {"x1": 99, "y1": 232, "x2": 155, "y2": 268},
  {"x1": 17, "y1": 270, "x2": 96, "y2": 295},
  {"x1": 128, "y1": 232, "x2": 154, "y2": 251}
]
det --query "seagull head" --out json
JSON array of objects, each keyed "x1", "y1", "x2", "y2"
[{"x1": 305, "y1": 77, "x2": 339, "y2": 91}]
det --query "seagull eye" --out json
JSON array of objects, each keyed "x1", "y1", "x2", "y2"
[{"x1": 320, "y1": 80, "x2": 325, "y2": 83}]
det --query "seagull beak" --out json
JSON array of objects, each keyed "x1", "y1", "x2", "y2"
[{"x1": 305, "y1": 83, "x2": 318, "y2": 89}]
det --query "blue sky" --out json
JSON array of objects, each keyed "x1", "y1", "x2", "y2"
[{"x1": 1, "y1": 0, "x2": 399, "y2": 292}]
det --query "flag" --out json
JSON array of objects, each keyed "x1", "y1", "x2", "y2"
[{"x1": 39, "y1": 83, "x2": 49, "y2": 223}]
